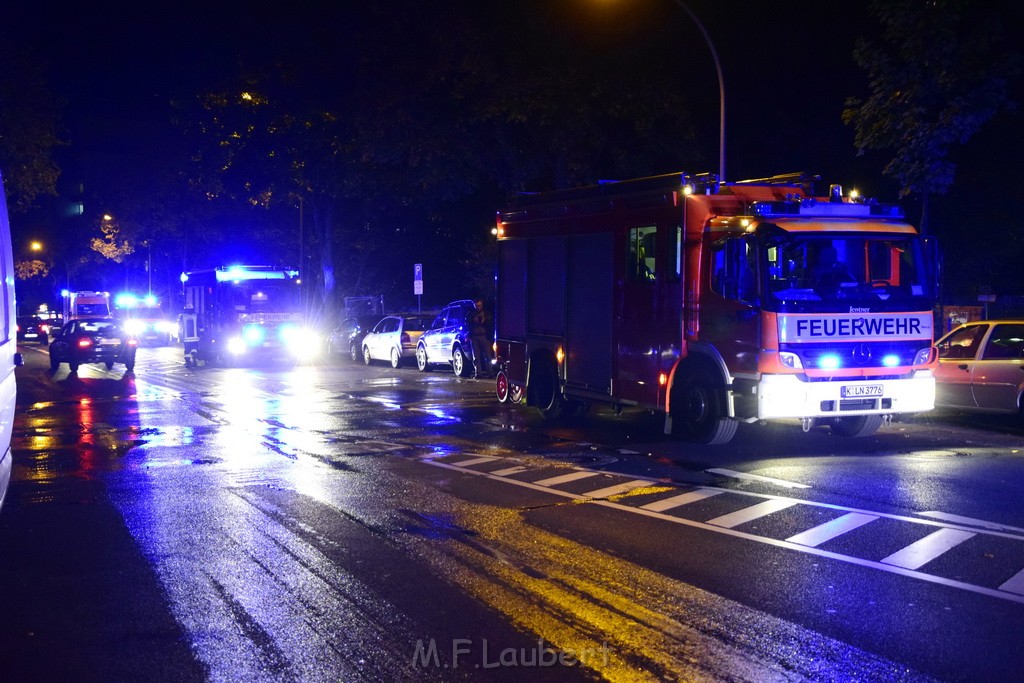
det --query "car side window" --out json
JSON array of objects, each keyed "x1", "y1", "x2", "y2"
[
  {"x1": 431, "y1": 311, "x2": 446, "y2": 330},
  {"x1": 981, "y1": 324, "x2": 1024, "y2": 360},
  {"x1": 937, "y1": 325, "x2": 987, "y2": 360}
]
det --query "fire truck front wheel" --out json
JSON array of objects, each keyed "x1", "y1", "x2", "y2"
[
  {"x1": 674, "y1": 368, "x2": 738, "y2": 445},
  {"x1": 829, "y1": 414, "x2": 883, "y2": 437}
]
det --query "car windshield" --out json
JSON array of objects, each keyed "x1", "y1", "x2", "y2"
[
  {"x1": 762, "y1": 233, "x2": 932, "y2": 312},
  {"x1": 78, "y1": 321, "x2": 123, "y2": 335},
  {"x1": 76, "y1": 303, "x2": 110, "y2": 316}
]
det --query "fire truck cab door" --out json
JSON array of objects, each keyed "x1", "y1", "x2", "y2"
[
  {"x1": 618, "y1": 225, "x2": 661, "y2": 405},
  {"x1": 699, "y1": 234, "x2": 760, "y2": 377}
]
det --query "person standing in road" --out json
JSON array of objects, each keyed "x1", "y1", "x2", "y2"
[{"x1": 470, "y1": 298, "x2": 493, "y2": 378}]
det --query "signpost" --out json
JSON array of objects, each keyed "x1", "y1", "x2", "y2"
[{"x1": 414, "y1": 263, "x2": 423, "y2": 312}]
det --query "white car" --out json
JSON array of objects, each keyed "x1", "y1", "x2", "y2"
[{"x1": 362, "y1": 315, "x2": 431, "y2": 368}]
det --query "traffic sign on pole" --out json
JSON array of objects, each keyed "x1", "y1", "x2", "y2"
[{"x1": 414, "y1": 263, "x2": 423, "y2": 309}]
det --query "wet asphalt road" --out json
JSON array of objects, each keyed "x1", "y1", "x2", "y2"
[{"x1": 1, "y1": 344, "x2": 1023, "y2": 681}]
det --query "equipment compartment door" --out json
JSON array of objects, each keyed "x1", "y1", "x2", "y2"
[{"x1": 566, "y1": 233, "x2": 612, "y2": 394}]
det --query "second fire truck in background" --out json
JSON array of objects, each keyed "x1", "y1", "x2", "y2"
[{"x1": 180, "y1": 265, "x2": 320, "y2": 366}]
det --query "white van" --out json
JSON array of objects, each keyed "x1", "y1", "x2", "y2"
[{"x1": 0, "y1": 169, "x2": 19, "y2": 511}]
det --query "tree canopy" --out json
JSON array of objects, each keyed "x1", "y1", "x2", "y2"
[
  {"x1": 0, "y1": 38, "x2": 63, "y2": 212},
  {"x1": 843, "y1": 0, "x2": 1020, "y2": 230}
]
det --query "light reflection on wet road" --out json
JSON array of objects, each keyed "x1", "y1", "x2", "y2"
[{"x1": 2, "y1": 345, "x2": 1024, "y2": 681}]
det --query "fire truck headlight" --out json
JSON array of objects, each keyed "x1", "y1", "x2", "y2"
[
  {"x1": 279, "y1": 324, "x2": 300, "y2": 343},
  {"x1": 817, "y1": 354, "x2": 842, "y2": 370},
  {"x1": 125, "y1": 319, "x2": 145, "y2": 335},
  {"x1": 242, "y1": 324, "x2": 265, "y2": 345},
  {"x1": 779, "y1": 352, "x2": 803, "y2": 369},
  {"x1": 227, "y1": 336, "x2": 247, "y2": 355},
  {"x1": 282, "y1": 327, "x2": 320, "y2": 358}
]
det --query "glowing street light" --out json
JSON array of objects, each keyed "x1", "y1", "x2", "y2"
[{"x1": 29, "y1": 240, "x2": 71, "y2": 293}]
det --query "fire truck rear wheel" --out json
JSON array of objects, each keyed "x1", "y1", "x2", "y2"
[
  {"x1": 830, "y1": 414, "x2": 883, "y2": 437},
  {"x1": 675, "y1": 368, "x2": 738, "y2": 445},
  {"x1": 532, "y1": 358, "x2": 570, "y2": 420}
]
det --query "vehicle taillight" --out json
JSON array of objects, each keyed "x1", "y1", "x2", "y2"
[
  {"x1": 77, "y1": 338, "x2": 92, "y2": 348},
  {"x1": 127, "y1": 338, "x2": 138, "y2": 346}
]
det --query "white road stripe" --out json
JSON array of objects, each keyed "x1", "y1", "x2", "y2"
[
  {"x1": 919, "y1": 511, "x2": 1024, "y2": 534},
  {"x1": 490, "y1": 466, "x2": 528, "y2": 476},
  {"x1": 787, "y1": 512, "x2": 879, "y2": 547},
  {"x1": 582, "y1": 479, "x2": 653, "y2": 499},
  {"x1": 706, "y1": 468, "x2": 810, "y2": 489},
  {"x1": 421, "y1": 458, "x2": 1024, "y2": 605},
  {"x1": 448, "y1": 456, "x2": 499, "y2": 467},
  {"x1": 881, "y1": 528, "x2": 977, "y2": 570},
  {"x1": 999, "y1": 569, "x2": 1024, "y2": 595},
  {"x1": 640, "y1": 488, "x2": 722, "y2": 512},
  {"x1": 533, "y1": 471, "x2": 602, "y2": 487},
  {"x1": 707, "y1": 499, "x2": 798, "y2": 529}
]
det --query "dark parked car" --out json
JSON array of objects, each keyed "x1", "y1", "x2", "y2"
[
  {"x1": 16, "y1": 316, "x2": 53, "y2": 345},
  {"x1": 327, "y1": 315, "x2": 385, "y2": 361},
  {"x1": 416, "y1": 299, "x2": 479, "y2": 377},
  {"x1": 49, "y1": 317, "x2": 138, "y2": 373},
  {"x1": 934, "y1": 320, "x2": 1024, "y2": 419}
]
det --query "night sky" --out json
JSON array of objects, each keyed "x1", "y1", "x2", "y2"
[{"x1": 5, "y1": 1, "x2": 1023, "y2": 304}]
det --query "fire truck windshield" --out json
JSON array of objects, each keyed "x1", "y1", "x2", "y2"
[
  {"x1": 228, "y1": 280, "x2": 302, "y2": 313},
  {"x1": 763, "y1": 233, "x2": 931, "y2": 312}
]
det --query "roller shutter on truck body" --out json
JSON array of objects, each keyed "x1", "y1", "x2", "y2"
[
  {"x1": 565, "y1": 233, "x2": 613, "y2": 394},
  {"x1": 498, "y1": 232, "x2": 614, "y2": 399}
]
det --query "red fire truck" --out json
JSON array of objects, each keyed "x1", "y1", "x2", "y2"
[{"x1": 493, "y1": 172, "x2": 938, "y2": 444}]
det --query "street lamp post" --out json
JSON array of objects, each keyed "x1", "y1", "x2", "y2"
[
  {"x1": 30, "y1": 240, "x2": 72, "y2": 318},
  {"x1": 670, "y1": 0, "x2": 726, "y2": 182}
]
